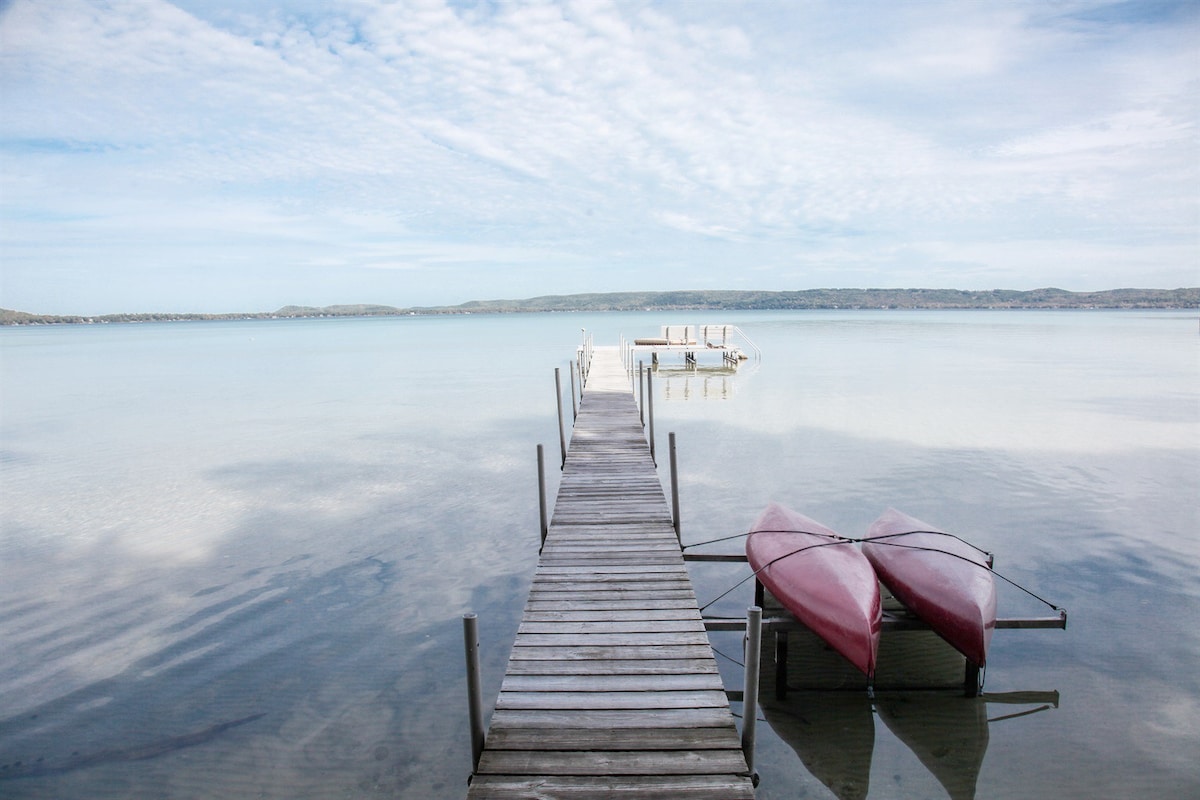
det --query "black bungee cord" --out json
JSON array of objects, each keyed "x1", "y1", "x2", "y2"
[
  {"x1": 863, "y1": 533, "x2": 1064, "y2": 612},
  {"x1": 697, "y1": 530, "x2": 856, "y2": 613},
  {"x1": 696, "y1": 526, "x2": 1064, "y2": 614}
]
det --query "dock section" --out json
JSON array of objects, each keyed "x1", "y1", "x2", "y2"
[{"x1": 466, "y1": 346, "x2": 755, "y2": 799}]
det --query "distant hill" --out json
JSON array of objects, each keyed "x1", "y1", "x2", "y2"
[
  {"x1": 445, "y1": 287, "x2": 1200, "y2": 311},
  {"x1": 3, "y1": 287, "x2": 1198, "y2": 325}
]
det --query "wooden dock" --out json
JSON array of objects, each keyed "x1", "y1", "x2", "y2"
[{"x1": 466, "y1": 346, "x2": 755, "y2": 799}]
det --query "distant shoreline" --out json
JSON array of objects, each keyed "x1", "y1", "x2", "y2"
[{"x1": 3, "y1": 287, "x2": 1197, "y2": 325}]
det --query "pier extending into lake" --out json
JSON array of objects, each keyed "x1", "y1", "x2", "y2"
[{"x1": 465, "y1": 346, "x2": 755, "y2": 799}]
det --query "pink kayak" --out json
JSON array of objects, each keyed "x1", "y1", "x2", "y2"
[
  {"x1": 746, "y1": 503, "x2": 882, "y2": 677},
  {"x1": 863, "y1": 508, "x2": 997, "y2": 667}
]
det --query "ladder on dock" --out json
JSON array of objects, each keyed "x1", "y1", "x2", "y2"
[{"x1": 466, "y1": 346, "x2": 755, "y2": 799}]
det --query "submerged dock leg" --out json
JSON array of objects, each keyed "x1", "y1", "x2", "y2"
[
  {"x1": 774, "y1": 629, "x2": 789, "y2": 701},
  {"x1": 965, "y1": 661, "x2": 981, "y2": 698}
]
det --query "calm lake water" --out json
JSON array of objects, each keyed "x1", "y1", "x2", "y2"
[{"x1": 1, "y1": 310, "x2": 1197, "y2": 799}]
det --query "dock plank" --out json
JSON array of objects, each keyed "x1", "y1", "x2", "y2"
[
  {"x1": 483, "y1": 726, "x2": 739, "y2": 750},
  {"x1": 503, "y1": 658, "x2": 719, "y2": 676},
  {"x1": 500, "y1": 673, "x2": 725, "y2": 692},
  {"x1": 476, "y1": 749, "x2": 750, "y2": 776},
  {"x1": 467, "y1": 775, "x2": 755, "y2": 799}
]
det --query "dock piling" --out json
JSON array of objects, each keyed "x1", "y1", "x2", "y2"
[
  {"x1": 646, "y1": 367, "x2": 656, "y2": 465},
  {"x1": 638, "y1": 361, "x2": 645, "y2": 428},
  {"x1": 462, "y1": 613, "x2": 485, "y2": 774},
  {"x1": 569, "y1": 361, "x2": 578, "y2": 422},
  {"x1": 741, "y1": 605, "x2": 762, "y2": 781},
  {"x1": 554, "y1": 368, "x2": 567, "y2": 468},
  {"x1": 536, "y1": 444, "x2": 548, "y2": 552},
  {"x1": 669, "y1": 431, "x2": 681, "y2": 542}
]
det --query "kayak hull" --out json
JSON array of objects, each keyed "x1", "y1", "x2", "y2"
[
  {"x1": 862, "y1": 508, "x2": 996, "y2": 667},
  {"x1": 747, "y1": 503, "x2": 882, "y2": 677}
]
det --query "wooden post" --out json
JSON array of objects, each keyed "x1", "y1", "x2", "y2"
[
  {"x1": 569, "y1": 361, "x2": 578, "y2": 422},
  {"x1": 741, "y1": 605, "x2": 762, "y2": 779},
  {"x1": 555, "y1": 368, "x2": 567, "y2": 468},
  {"x1": 646, "y1": 367, "x2": 655, "y2": 465},
  {"x1": 579, "y1": 329, "x2": 585, "y2": 384},
  {"x1": 578, "y1": 351, "x2": 585, "y2": 399},
  {"x1": 537, "y1": 444, "x2": 548, "y2": 552},
  {"x1": 463, "y1": 613, "x2": 485, "y2": 773},
  {"x1": 669, "y1": 432, "x2": 681, "y2": 543},
  {"x1": 638, "y1": 362, "x2": 645, "y2": 428}
]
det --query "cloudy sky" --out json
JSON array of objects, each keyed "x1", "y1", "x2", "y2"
[{"x1": 1, "y1": 0, "x2": 1197, "y2": 314}]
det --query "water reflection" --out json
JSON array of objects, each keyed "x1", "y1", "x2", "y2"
[
  {"x1": 874, "y1": 692, "x2": 989, "y2": 800},
  {"x1": 762, "y1": 693, "x2": 874, "y2": 800},
  {"x1": 651, "y1": 362, "x2": 760, "y2": 402},
  {"x1": 763, "y1": 689, "x2": 1057, "y2": 800},
  {"x1": 756, "y1": 611, "x2": 1060, "y2": 799}
]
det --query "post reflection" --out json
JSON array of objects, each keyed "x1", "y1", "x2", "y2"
[{"x1": 652, "y1": 363, "x2": 759, "y2": 401}]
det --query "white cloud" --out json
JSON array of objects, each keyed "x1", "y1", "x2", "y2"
[
  {"x1": 995, "y1": 109, "x2": 1194, "y2": 158},
  {"x1": 0, "y1": 0, "x2": 1196, "y2": 313}
]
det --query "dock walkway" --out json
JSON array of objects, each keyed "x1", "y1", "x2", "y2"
[{"x1": 466, "y1": 346, "x2": 755, "y2": 799}]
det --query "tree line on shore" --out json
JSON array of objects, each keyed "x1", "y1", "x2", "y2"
[{"x1": 4, "y1": 287, "x2": 1197, "y2": 325}]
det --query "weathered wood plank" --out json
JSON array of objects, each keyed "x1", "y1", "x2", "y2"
[
  {"x1": 476, "y1": 749, "x2": 750, "y2": 776},
  {"x1": 518, "y1": 620, "x2": 706, "y2": 635},
  {"x1": 513, "y1": 632, "x2": 710, "y2": 647},
  {"x1": 465, "y1": 775, "x2": 756, "y2": 799},
  {"x1": 522, "y1": 609, "x2": 702, "y2": 623},
  {"x1": 533, "y1": 557, "x2": 686, "y2": 567},
  {"x1": 503, "y1": 658, "x2": 719, "y2": 676},
  {"x1": 483, "y1": 726, "x2": 740, "y2": 751},
  {"x1": 500, "y1": 673, "x2": 725, "y2": 693},
  {"x1": 525, "y1": 585, "x2": 696, "y2": 597},
  {"x1": 525, "y1": 591, "x2": 698, "y2": 603},
  {"x1": 495, "y1": 689, "x2": 731, "y2": 710},
  {"x1": 488, "y1": 707, "x2": 739, "y2": 730},
  {"x1": 523, "y1": 599, "x2": 699, "y2": 612},
  {"x1": 535, "y1": 563, "x2": 689, "y2": 573},
  {"x1": 530, "y1": 574, "x2": 692, "y2": 585}
]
